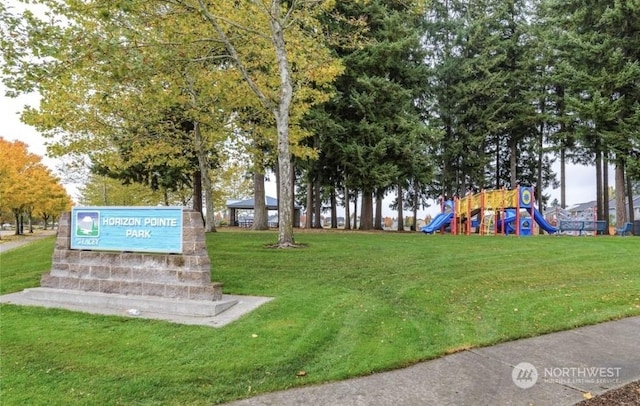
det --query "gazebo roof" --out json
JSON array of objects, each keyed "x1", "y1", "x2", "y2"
[{"x1": 226, "y1": 196, "x2": 280, "y2": 210}]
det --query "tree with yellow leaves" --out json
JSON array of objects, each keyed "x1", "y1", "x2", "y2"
[
  {"x1": 0, "y1": 137, "x2": 72, "y2": 236},
  {"x1": 2, "y1": 1, "x2": 342, "y2": 245},
  {"x1": 195, "y1": 0, "x2": 343, "y2": 245}
]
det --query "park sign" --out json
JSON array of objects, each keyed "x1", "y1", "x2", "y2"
[{"x1": 70, "y1": 206, "x2": 183, "y2": 253}]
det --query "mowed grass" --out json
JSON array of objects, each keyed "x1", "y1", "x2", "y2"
[{"x1": 1, "y1": 231, "x2": 639, "y2": 405}]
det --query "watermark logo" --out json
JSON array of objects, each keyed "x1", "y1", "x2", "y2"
[
  {"x1": 513, "y1": 362, "x2": 538, "y2": 389},
  {"x1": 512, "y1": 362, "x2": 622, "y2": 388}
]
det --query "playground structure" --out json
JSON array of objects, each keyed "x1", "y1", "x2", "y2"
[{"x1": 422, "y1": 186, "x2": 559, "y2": 236}]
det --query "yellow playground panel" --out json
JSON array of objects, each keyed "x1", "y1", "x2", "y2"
[{"x1": 455, "y1": 189, "x2": 519, "y2": 218}]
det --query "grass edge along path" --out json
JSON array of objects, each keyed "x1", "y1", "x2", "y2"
[{"x1": 1, "y1": 231, "x2": 639, "y2": 405}]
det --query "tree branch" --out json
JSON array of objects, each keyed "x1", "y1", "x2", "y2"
[{"x1": 196, "y1": 0, "x2": 274, "y2": 111}]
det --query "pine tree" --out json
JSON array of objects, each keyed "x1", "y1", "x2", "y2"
[
  {"x1": 541, "y1": 0, "x2": 640, "y2": 227},
  {"x1": 309, "y1": 0, "x2": 434, "y2": 230}
]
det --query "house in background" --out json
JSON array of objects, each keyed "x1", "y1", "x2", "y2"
[
  {"x1": 607, "y1": 196, "x2": 640, "y2": 223},
  {"x1": 564, "y1": 196, "x2": 640, "y2": 222}
]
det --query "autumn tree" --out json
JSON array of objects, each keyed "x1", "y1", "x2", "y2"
[
  {"x1": 2, "y1": 1, "x2": 341, "y2": 244},
  {"x1": 1, "y1": 1, "x2": 239, "y2": 232},
  {"x1": 37, "y1": 181, "x2": 72, "y2": 229},
  {"x1": 194, "y1": 0, "x2": 342, "y2": 245},
  {"x1": 0, "y1": 137, "x2": 71, "y2": 236}
]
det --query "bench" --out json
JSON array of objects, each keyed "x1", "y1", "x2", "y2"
[
  {"x1": 615, "y1": 222, "x2": 633, "y2": 236},
  {"x1": 558, "y1": 220, "x2": 607, "y2": 236},
  {"x1": 582, "y1": 221, "x2": 607, "y2": 234}
]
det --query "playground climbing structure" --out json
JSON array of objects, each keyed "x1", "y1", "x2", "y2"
[{"x1": 422, "y1": 186, "x2": 558, "y2": 236}]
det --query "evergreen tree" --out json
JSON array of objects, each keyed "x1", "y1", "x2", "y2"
[
  {"x1": 309, "y1": 0, "x2": 434, "y2": 230},
  {"x1": 426, "y1": 0, "x2": 551, "y2": 199},
  {"x1": 541, "y1": 0, "x2": 640, "y2": 227}
]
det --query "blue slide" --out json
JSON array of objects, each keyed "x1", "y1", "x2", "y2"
[
  {"x1": 533, "y1": 207, "x2": 558, "y2": 234},
  {"x1": 421, "y1": 212, "x2": 453, "y2": 234},
  {"x1": 498, "y1": 208, "x2": 558, "y2": 234},
  {"x1": 497, "y1": 209, "x2": 518, "y2": 234}
]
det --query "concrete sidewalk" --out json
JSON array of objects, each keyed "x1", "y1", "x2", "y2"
[
  {"x1": 0, "y1": 229, "x2": 56, "y2": 253},
  {"x1": 225, "y1": 316, "x2": 640, "y2": 406}
]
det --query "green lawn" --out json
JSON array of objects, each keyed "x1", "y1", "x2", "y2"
[{"x1": 1, "y1": 231, "x2": 639, "y2": 405}]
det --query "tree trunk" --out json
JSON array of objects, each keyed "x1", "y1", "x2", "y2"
[
  {"x1": 330, "y1": 188, "x2": 337, "y2": 229},
  {"x1": 12, "y1": 209, "x2": 24, "y2": 235},
  {"x1": 375, "y1": 191, "x2": 383, "y2": 230},
  {"x1": 313, "y1": 179, "x2": 322, "y2": 228},
  {"x1": 193, "y1": 122, "x2": 217, "y2": 232},
  {"x1": 352, "y1": 190, "x2": 358, "y2": 229},
  {"x1": 495, "y1": 138, "x2": 501, "y2": 189},
  {"x1": 291, "y1": 162, "x2": 297, "y2": 228},
  {"x1": 305, "y1": 181, "x2": 313, "y2": 228},
  {"x1": 271, "y1": 14, "x2": 295, "y2": 246},
  {"x1": 537, "y1": 115, "x2": 544, "y2": 234},
  {"x1": 26, "y1": 208, "x2": 34, "y2": 233},
  {"x1": 560, "y1": 146, "x2": 566, "y2": 209},
  {"x1": 595, "y1": 143, "x2": 603, "y2": 222},
  {"x1": 412, "y1": 180, "x2": 418, "y2": 231},
  {"x1": 13, "y1": 210, "x2": 21, "y2": 235},
  {"x1": 558, "y1": 85, "x2": 567, "y2": 209},
  {"x1": 615, "y1": 157, "x2": 627, "y2": 228},
  {"x1": 603, "y1": 154, "x2": 610, "y2": 234},
  {"x1": 193, "y1": 170, "x2": 202, "y2": 215},
  {"x1": 397, "y1": 185, "x2": 404, "y2": 231},
  {"x1": 359, "y1": 191, "x2": 374, "y2": 230},
  {"x1": 344, "y1": 186, "x2": 351, "y2": 230},
  {"x1": 510, "y1": 138, "x2": 517, "y2": 188},
  {"x1": 627, "y1": 168, "x2": 635, "y2": 223},
  {"x1": 253, "y1": 171, "x2": 269, "y2": 230}
]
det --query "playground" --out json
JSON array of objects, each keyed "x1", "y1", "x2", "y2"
[{"x1": 422, "y1": 186, "x2": 609, "y2": 236}]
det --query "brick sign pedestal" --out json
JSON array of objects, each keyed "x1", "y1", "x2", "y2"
[
  {"x1": 41, "y1": 210, "x2": 223, "y2": 301},
  {"x1": 16, "y1": 208, "x2": 239, "y2": 319}
]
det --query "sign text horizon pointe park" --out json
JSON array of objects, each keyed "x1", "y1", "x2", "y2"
[{"x1": 71, "y1": 207, "x2": 183, "y2": 253}]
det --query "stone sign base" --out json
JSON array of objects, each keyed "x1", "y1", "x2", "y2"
[
  {"x1": 40, "y1": 210, "x2": 224, "y2": 301},
  {"x1": 0, "y1": 208, "x2": 277, "y2": 327},
  {"x1": 0, "y1": 288, "x2": 271, "y2": 327},
  {"x1": 16, "y1": 287, "x2": 238, "y2": 317}
]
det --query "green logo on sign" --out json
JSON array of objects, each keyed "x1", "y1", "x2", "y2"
[{"x1": 75, "y1": 211, "x2": 100, "y2": 237}]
